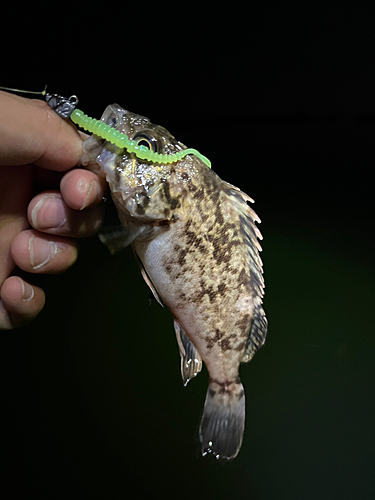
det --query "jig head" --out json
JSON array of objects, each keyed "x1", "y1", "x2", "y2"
[{"x1": 45, "y1": 93, "x2": 79, "y2": 119}]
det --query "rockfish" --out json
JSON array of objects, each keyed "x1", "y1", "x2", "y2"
[{"x1": 81, "y1": 104, "x2": 268, "y2": 460}]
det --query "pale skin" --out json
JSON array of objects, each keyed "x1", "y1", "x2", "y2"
[{"x1": 0, "y1": 90, "x2": 107, "y2": 329}]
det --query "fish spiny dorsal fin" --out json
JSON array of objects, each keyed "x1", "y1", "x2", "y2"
[
  {"x1": 221, "y1": 181, "x2": 268, "y2": 362},
  {"x1": 221, "y1": 181, "x2": 265, "y2": 297}
]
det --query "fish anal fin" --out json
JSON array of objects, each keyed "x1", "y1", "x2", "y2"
[{"x1": 174, "y1": 320, "x2": 202, "y2": 386}]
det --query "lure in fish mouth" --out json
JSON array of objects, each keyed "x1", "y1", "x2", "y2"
[{"x1": 54, "y1": 96, "x2": 268, "y2": 461}]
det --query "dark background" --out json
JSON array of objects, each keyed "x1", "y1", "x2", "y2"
[{"x1": 1, "y1": 2, "x2": 375, "y2": 498}]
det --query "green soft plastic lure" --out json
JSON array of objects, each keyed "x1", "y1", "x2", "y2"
[
  {"x1": 70, "y1": 108, "x2": 211, "y2": 168},
  {"x1": 0, "y1": 86, "x2": 211, "y2": 168}
]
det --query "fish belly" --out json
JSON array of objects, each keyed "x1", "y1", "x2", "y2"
[{"x1": 133, "y1": 223, "x2": 248, "y2": 383}]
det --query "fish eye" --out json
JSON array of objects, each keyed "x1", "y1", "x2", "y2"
[{"x1": 133, "y1": 132, "x2": 158, "y2": 153}]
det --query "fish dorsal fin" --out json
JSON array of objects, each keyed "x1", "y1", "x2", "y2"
[
  {"x1": 174, "y1": 320, "x2": 202, "y2": 386},
  {"x1": 221, "y1": 181, "x2": 268, "y2": 362},
  {"x1": 241, "y1": 296, "x2": 268, "y2": 362}
]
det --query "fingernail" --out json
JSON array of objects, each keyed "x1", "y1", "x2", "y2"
[
  {"x1": 28, "y1": 235, "x2": 62, "y2": 269},
  {"x1": 31, "y1": 195, "x2": 67, "y2": 229},
  {"x1": 80, "y1": 179, "x2": 100, "y2": 210},
  {"x1": 19, "y1": 278, "x2": 35, "y2": 302}
]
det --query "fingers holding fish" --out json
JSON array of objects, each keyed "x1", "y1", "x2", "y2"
[
  {"x1": 11, "y1": 229, "x2": 78, "y2": 274},
  {"x1": 27, "y1": 190, "x2": 104, "y2": 238},
  {"x1": 60, "y1": 168, "x2": 107, "y2": 211},
  {"x1": 0, "y1": 276, "x2": 45, "y2": 330},
  {"x1": 0, "y1": 169, "x2": 104, "y2": 329}
]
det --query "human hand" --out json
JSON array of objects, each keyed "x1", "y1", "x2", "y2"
[{"x1": 0, "y1": 90, "x2": 106, "y2": 329}]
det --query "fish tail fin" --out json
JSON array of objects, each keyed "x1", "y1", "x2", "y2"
[{"x1": 199, "y1": 379, "x2": 245, "y2": 461}]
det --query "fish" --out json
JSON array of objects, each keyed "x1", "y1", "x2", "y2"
[{"x1": 81, "y1": 104, "x2": 268, "y2": 460}]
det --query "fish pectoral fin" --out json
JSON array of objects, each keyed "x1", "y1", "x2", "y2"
[
  {"x1": 174, "y1": 320, "x2": 202, "y2": 386},
  {"x1": 98, "y1": 224, "x2": 147, "y2": 254}
]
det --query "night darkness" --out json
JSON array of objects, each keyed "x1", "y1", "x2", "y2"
[{"x1": 1, "y1": 3, "x2": 375, "y2": 498}]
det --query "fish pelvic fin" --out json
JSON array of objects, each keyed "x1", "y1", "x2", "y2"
[
  {"x1": 132, "y1": 251, "x2": 165, "y2": 307},
  {"x1": 199, "y1": 379, "x2": 245, "y2": 461}
]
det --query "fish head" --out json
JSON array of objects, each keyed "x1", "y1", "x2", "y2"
[
  {"x1": 81, "y1": 104, "x2": 189, "y2": 189},
  {"x1": 81, "y1": 104, "x2": 197, "y2": 220}
]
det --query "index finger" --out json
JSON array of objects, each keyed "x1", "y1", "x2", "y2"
[{"x1": 0, "y1": 90, "x2": 83, "y2": 171}]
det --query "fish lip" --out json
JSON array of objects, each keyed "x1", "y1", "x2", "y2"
[
  {"x1": 111, "y1": 185, "x2": 144, "y2": 198},
  {"x1": 110, "y1": 185, "x2": 148, "y2": 209}
]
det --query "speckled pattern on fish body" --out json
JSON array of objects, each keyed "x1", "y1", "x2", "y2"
[{"x1": 81, "y1": 104, "x2": 268, "y2": 461}]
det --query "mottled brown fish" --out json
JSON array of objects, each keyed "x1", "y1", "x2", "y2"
[{"x1": 81, "y1": 104, "x2": 268, "y2": 460}]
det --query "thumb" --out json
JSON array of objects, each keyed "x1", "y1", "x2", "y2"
[{"x1": 0, "y1": 90, "x2": 83, "y2": 171}]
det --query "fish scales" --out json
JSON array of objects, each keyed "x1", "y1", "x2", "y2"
[{"x1": 81, "y1": 104, "x2": 268, "y2": 461}]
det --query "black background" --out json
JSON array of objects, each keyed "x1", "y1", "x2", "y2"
[{"x1": 1, "y1": 2, "x2": 375, "y2": 498}]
